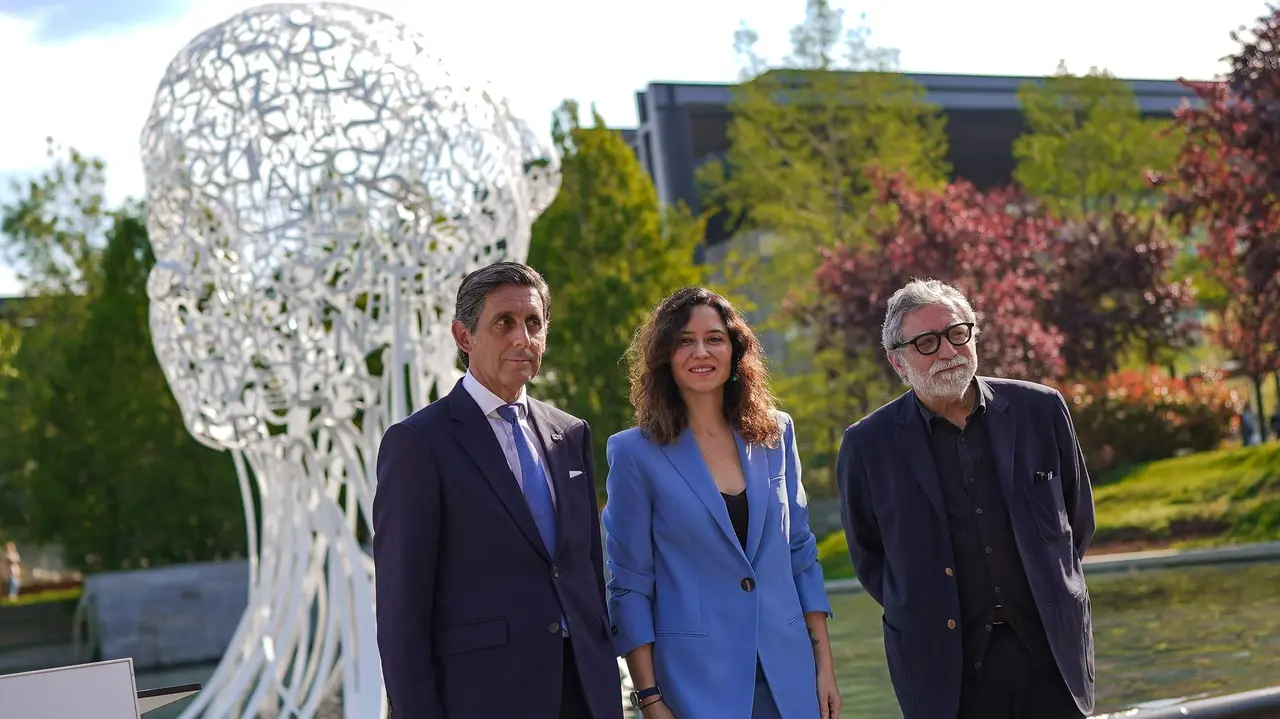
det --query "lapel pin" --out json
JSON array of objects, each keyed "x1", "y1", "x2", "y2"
[{"x1": 551, "y1": 432, "x2": 563, "y2": 442}]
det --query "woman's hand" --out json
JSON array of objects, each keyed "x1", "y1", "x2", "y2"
[
  {"x1": 804, "y1": 611, "x2": 842, "y2": 718},
  {"x1": 639, "y1": 698, "x2": 676, "y2": 719},
  {"x1": 816, "y1": 665, "x2": 842, "y2": 718}
]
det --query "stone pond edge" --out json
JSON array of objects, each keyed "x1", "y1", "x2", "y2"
[{"x1": 823, "y1": 540, "x2": 1280, "y2": 596}]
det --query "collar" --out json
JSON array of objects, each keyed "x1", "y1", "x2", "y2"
[
  {"x1": 462, "y1": 370, "x2": 529, "y2": 419},
  {"x1": 915, "y1": 378, "x2": 987, "y2": 430}
]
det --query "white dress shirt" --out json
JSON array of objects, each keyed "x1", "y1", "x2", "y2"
[{"x1": 462, "y1": 371, "x2": 558, "y2": 507}]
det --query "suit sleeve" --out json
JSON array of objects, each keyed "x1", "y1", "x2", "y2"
[
  {"x1": 373, "y1": 422, "x2": 443, "y2": 718},
  {"x1": 582, "y1": 421, "x2": 607, "y2": 613},
  {"x1": 836, "y1": 424, "x2": 887, "y2": 606},
  {"x1": 1052, "y1": 390, "x2": 1096, "y2": 559},
  {"x1": 601, "y1": 434, "x2": 655, "y2": 656},
  {"x1": 780, "y1": 412, "x2": 833, "y2": 616}
]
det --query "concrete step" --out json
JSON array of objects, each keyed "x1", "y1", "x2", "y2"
[
  {"x1": 0, "y1": 600, "x2": 78, "y2": 651},
  {"x1": 0, "y1": 642, "x2": 76, "y2": 675}
]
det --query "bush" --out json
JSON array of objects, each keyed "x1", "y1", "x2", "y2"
[
  {"x1": 816, "y1": 530, "x2": 849, "y2": 566},
  {"x1": 815, "y1": 530, "x2": 855, "y2": 579},
  {"x1": 1055, "y1": 367, "x2": 1242, "y2": 473}
]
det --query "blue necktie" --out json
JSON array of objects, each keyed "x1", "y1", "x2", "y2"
[{"x1": 496, "y1": 404, "x2": 557, "y2": 554}]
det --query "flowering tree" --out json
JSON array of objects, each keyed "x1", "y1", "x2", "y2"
[
  {"x1": 1046, "y1": 210, "x2": 1198, "y2": 379},
  {"x1": 1161, "y1": 6, "x2": 1280, "y2": 416},
  {"x1": 811, "y1": 171, "x2": 1198, "y2": 388},
  {"x1": 810, "y1": 172, "x2": 1066, "y2": 382},
  {"x1": 1054, "y1": 367, "x2": 1241, "y2": 471}
]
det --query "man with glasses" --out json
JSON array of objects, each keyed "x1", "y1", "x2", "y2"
[{"x1": 835, "y1": 279, "x2": 1096, "y2": 719}]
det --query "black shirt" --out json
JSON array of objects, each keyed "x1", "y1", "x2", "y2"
[
  {"x1": 917, "y1": 382, "x2": 1051, "y2": 676},
  {"x1": 722, "y1": 490, "x2": 748, "y2": 551}
]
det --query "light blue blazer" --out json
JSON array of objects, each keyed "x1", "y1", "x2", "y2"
[{"x1": 602, "y1": 411, "x2": 832, "y2": 718}]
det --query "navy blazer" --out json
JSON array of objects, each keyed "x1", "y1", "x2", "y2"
[
  {"x1": 372, "y1": 378, "x2": 622, "y2": 719},
  {"x1": 603, "y1": 412, "x2": 831, "y2": 718},
  {"x1": 837, "y1": 377, "x2": 1096, "y2": 719}
]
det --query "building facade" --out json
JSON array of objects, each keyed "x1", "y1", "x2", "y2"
[{"x1": 628, "y1": 72, "x2": 1196, "y2": 245}]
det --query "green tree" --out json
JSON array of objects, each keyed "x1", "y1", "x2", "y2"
[
  {"x1": 0, "y1": 142, "x2": 103, "y2": 536},
  {"x1": 698, "y1": 0, "x2": 951, "y2": 492},
  {"x1": 0, "y1": 148, "x2": 244, "y2": 570},
  {"x1": 527, "y1": 102, "x2": 705, "y2": 485},
  {"x1": 0, "y1": 317, "x2": 23, "y2": 525},
  {"x1": 1, "y1": 140, "x2": 107, "y2": 294},
  {"x1": 1012, "y1": 63, "x2": 1199, "y2": 378},
  {"x1": 703, "y1": 0, "x2": 949, "y2": 296},
  {"x1": 0, "y1": 320, "x2": 18, "y2": 381},
  {"x1": 1012, "y1": 62, "x2": 1181, "y2": 217}
]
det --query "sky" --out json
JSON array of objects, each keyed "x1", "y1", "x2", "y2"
[{"x1": 0, "y1": 0, "x2": 1271, "y2": 296}]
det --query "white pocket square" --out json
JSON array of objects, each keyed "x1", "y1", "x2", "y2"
[{"x1": 569, "y1": 470, "x2": 583, "y2": 479}]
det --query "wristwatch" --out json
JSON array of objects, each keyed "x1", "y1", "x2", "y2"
[{"x1": 629, "y1": 685, "x2": 662, "y2": 709}]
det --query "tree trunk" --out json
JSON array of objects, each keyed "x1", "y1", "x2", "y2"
[
  {"x1": 1255, "y1": 375, "x2": 1267, "y2": 441},
  {"x1": 1272, "y1": 371, "x2": 1280, "y2": 439}
]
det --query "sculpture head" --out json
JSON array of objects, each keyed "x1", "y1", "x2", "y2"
[{"x1": 139, "y1": 2, "x2": 558, "y2": 449}]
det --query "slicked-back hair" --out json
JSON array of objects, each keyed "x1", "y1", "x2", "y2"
[
  {"x1": 452, "y1": 262, "x2": 551, "y2": 368},
  {"x1": 626, "y1": 286, "x2": 780, "y2": 447}
]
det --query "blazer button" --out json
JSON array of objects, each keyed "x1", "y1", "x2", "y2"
[
  {"x1": 741, "y1": 577, "x2": 756, "y2": 592},
  {"x1": 548, "y1": 622, "x2": 561, "y2": 634},
  {"x1": 947, "y1": 619, "x2": 957, "y2": 630},
  {"x1": 944, "y1": 567, "x2": 954, "y2": 577},
  {"x1": 611, "y1": 625, "x2": 619, "y2": 636},
  {"x1": 552, "y1": 565, "x2": 560, "y2": 578}
]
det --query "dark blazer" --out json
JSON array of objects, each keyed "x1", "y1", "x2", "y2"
[
  {"x1": 837, "y1": 377, "x2": 1096, "y2": 719},
  {"x1": 373, "y1": 378, "x2": 622, "y2": 719}
]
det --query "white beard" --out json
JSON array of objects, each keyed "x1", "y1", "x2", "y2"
[{"x1": 904, "y1": 354, "x2": 977, "y2": 401}]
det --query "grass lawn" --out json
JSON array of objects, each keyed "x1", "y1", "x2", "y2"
[
  {"x1": 0, "y1": 586, "x2": 83, "y2": 609},
  {"x1": 1092, "y1": 442, "x2": 1280, "y2": 546},
  {"x1": 816, "y1": 442, "x2": 1280, "y2": 581}
]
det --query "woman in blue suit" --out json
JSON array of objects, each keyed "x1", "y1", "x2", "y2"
[{"x1": 603, "y1": 287, "x2": 842, "y2": 719}]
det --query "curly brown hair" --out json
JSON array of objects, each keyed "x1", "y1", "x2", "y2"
[{"x1": 626, "y1": 286, "x2": 781, "y2": 447}]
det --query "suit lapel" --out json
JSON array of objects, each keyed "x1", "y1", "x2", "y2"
[
  {"x1": 741, "y1": 434, "x2": 770, "y2": 564},
  {"x1": 661, "y1": 429, "x2": 742, "y2": 556},
  {"x1": 979, "y1": 379, "x2": 1018, "y2": 508},
  {"x1": 526, "y1": 399, "x2": 570, "y2": 558},
  {"x1": 895, "y1": 393, "x2": 947, "y2": 524},
  {"x1": 447, "y1": 381, "x2": 550, "y2": 562}
]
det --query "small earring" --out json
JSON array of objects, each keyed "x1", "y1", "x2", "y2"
[{"x1": 730, "y1": 374, "x2": 739, "y2": 383}]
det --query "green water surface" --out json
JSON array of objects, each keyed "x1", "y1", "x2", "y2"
[
  {"x1": 135, "y1": 562, "x2": 1280, "y2": 718},
  {"x1": 824, "y1": 560, "x2": 1280, "y2": 717}
]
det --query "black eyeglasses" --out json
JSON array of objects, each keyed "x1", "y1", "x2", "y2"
[{"x1": 892, "y1": 322, "x2": 974, "y2": 356}]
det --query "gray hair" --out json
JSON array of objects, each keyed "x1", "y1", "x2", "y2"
[
  {"x1": 453, "y1": 262, "x2": 551, "y2": 368},
  {"x1": 881, "y1": 278, "x2": 979, "y2": 356}
]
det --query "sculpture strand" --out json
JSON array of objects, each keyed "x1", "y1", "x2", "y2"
[{"x1": 139, "y1": 4, "x2": 558, "y2": 716}]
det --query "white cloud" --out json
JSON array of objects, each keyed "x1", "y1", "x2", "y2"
[
  {"x1": 0, "y1": 1, "x2": 239, "y2": 205},
  {"x1": 0, "y1": 0, "x2": 1271, "y2": 298},
  {"x1": 1, "y1": 0, "x2": 1266, "y2": 206},
  {"x1": 0, "y1": 264, "x2": 19, "y2": 297}
]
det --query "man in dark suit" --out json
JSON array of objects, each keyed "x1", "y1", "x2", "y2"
[
  {"x1": 836, "y1": 278, "x2": 1096, "y2": 719},
  {"x1": 373, "y1": 262, "x2": 622, "y2": 719}
]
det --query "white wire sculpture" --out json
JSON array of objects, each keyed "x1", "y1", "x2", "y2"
[{"x1": 139, "y1": 3, "x2": 559, "y2": 717}]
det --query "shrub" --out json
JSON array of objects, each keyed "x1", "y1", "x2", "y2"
[
  {"x1": 816, "y1": 530, "x2": 849, "y2": 566},
  {"x1": 1055, "y1": 367, "x2": 1242, "y2": 473},
  {"x1": 816, "y1": 530, "x2": 855, "y2": 579}
]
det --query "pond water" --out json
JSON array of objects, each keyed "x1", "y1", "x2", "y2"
[
  {"x1": 136, "y1": 561, "x2": 1280, "y2": 718},
  {"x1": 823, "y1": 560, "x2": 1280, "y2": 717}
]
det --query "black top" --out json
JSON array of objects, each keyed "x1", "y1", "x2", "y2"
[
  {"x1": 721, "y1": 490, "x2": 749, "y2": 550},
  {"x1": 917, "y1": 383, "x2": 1050, "y2": 677}
]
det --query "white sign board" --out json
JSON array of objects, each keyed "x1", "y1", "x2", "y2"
[{"x1": 0, "y1": 658, "x2": 140, "y2": 719}]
